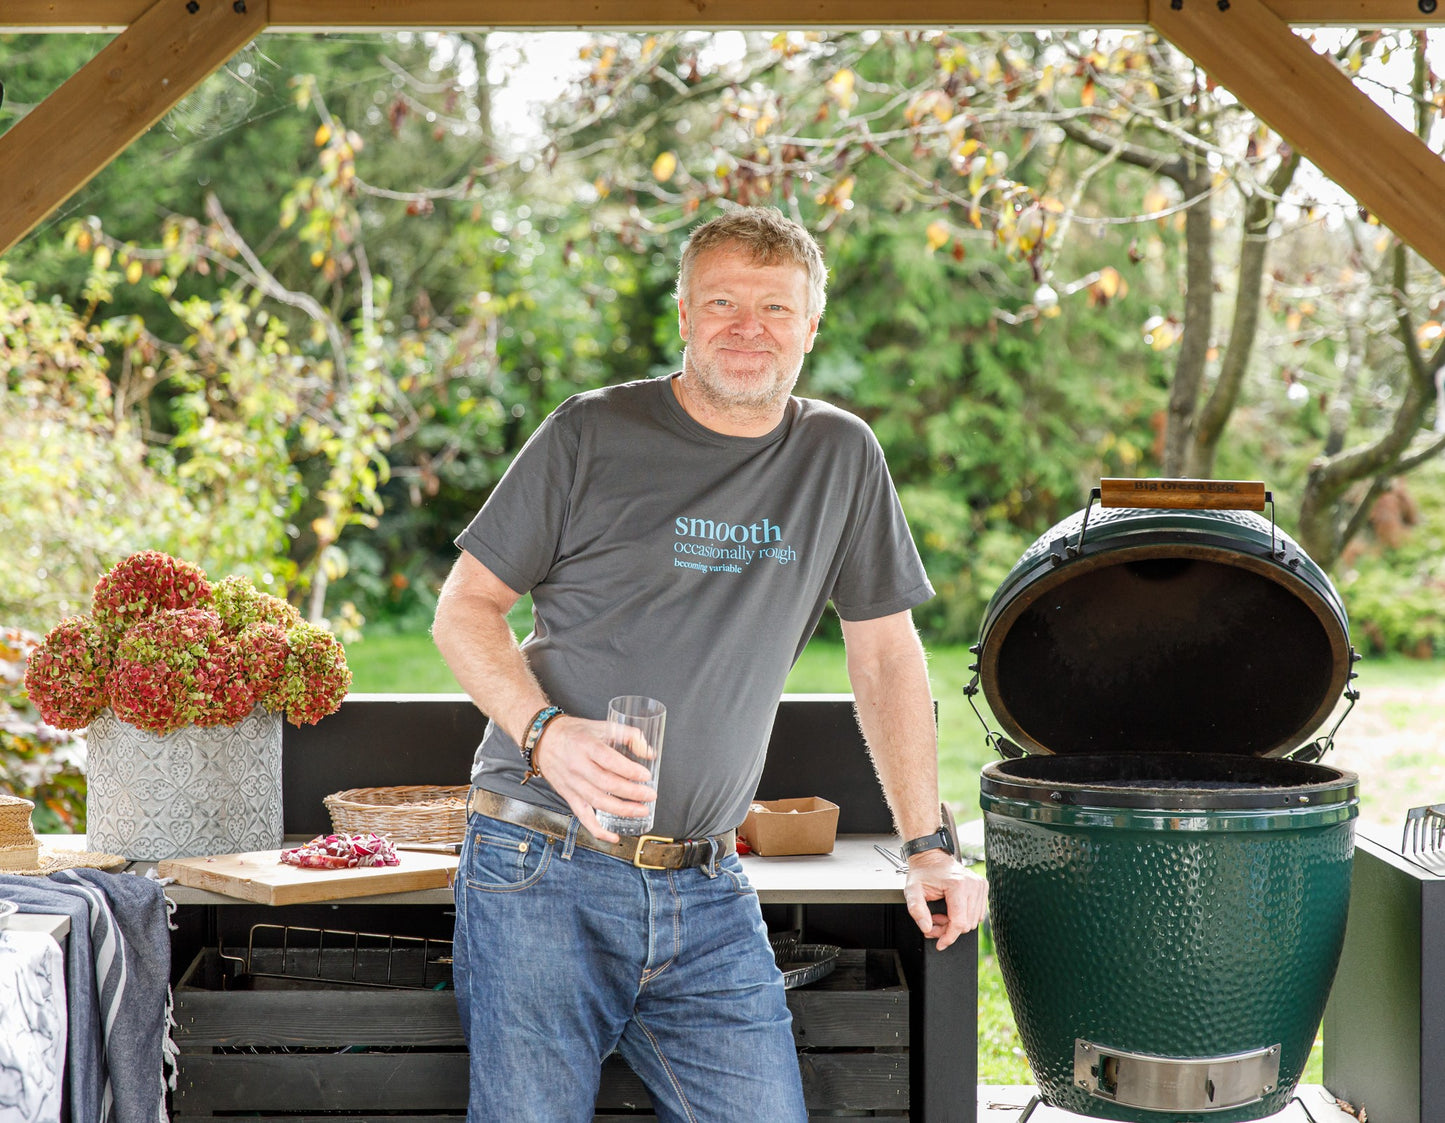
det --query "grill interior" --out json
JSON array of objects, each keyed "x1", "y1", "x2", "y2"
[{"x1": 988, "y1": 553, "x2": 1341, "y2": 757}]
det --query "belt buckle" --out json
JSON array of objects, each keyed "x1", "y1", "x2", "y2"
[{"x1": 631, "y1": 834, "x2": 672, "y2": 870}]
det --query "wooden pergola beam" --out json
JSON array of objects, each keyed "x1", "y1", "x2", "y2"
[
  {"x1": 0, "y1": 0, "x2": 266, "y2": 253},
  {"x1": 1149, "y1": 0, "x2": 1445, "y2": 271},
  {"x1": 1, "y1": 0, "x2": 1443, "y2": 266},
  {"x1": 2, "y1": 0, "x2": 1441, "y2": 31}
]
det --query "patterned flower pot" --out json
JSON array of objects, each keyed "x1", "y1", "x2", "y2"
[{"x1": 85, "y1": 705, "x2": 283, "y2": 860}]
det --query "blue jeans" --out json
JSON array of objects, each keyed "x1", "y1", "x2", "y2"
[{"x1": 453, "y1": 809, "x2": 808, "y2": 1123}]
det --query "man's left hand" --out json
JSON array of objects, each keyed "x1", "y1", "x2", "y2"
[{"x1": 903, "y1": 850, "x2": 988, "y2": 951}]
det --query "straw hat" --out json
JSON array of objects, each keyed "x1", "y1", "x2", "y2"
[{"x1": 0, "y1": 792, "x2": 126, "y2": 876}]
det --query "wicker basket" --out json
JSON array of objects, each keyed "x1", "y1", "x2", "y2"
[{"x1": 323, "y1": 785, "x2": 469, "y2": 844}]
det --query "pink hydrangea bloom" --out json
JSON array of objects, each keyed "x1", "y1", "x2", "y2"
[
  {"x1": 29, "y1": 550, "x2": 350, "y2": 735},
  {"x1": 24, "y1": 616, "x2": 114, "y2": 729}
]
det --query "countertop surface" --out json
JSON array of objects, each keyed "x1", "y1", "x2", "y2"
[{"x1": 144, "y1": 834, "x2": 918, "y2": 906}]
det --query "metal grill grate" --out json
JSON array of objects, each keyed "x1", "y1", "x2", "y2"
[{"x1": 220, "y1": 923, "x2": 454, "y2": 990}]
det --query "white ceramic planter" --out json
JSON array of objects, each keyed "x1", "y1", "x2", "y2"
[{"x1": 85, "y1": 705, "x2": 283, "y2": 860}]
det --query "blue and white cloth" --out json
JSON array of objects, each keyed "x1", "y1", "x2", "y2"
[{"x1": 0, "y1": 870, "x2": 173, "y2": 1123}]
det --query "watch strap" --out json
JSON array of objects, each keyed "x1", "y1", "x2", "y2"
[{"x1": 900, "y1": 825, "x2": 955, "y2": 859}]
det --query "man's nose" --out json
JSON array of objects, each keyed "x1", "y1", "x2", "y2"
[{"x1": 730, "y1": 308, "x2": 764, "y2": 335}]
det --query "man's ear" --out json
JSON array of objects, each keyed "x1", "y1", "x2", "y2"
[
  {"x1": 678, "y1": 299, "x2": 690, "y2": 341},
  {"x1": 803, "y1": 313, "x2": 822, "y2": 353}
]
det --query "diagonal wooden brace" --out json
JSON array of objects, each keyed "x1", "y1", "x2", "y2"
[
  {"x1": 1150, "y1": 0, "x2": 1445, "y2": 272},
  {"x1": 0, "y1": 0, "x2": 267, "y2": 253}
]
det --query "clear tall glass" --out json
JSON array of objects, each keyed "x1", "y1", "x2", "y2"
[{"x1": 595, "y1": 695, "x2": 665, "y2": 836}]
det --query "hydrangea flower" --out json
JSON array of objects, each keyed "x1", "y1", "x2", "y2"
[
  {"x1": 210, "y1": 574, "x2": 302, "y2": 632},
  {"x1": 109, "y1": 608, "x2": 223, "y2": 733},
  {"x1": 25, "y1": 551, "x2": 350, "y2": 734},
  {"x1": 91, "y1": 550, "x2": 212, "y2": 633},
  {"x1": 23, "y1": 616, "x2": 113, "y2": 729},
  {"x1": 275, "y1": 622, "x2": 353, "y2": 726}
]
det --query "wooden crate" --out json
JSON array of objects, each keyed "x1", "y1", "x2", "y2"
[{"x1": 171, "y1": 945, "x2": 910, "y2": 1121}]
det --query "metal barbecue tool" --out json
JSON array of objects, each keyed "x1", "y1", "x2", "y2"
[{"x1": 1402, "y1": 803, "x2": 1445, "y2": 856}]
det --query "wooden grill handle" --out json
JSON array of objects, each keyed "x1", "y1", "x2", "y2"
[{"x1": 1099, "y1": 478, "x2": 1268, "y2": 512}]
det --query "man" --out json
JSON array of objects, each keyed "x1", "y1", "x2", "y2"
[{"x1": 432, "y1": 206, "x2": 987, "y2": 1123}]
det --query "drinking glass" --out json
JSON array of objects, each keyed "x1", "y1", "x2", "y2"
[{"x1": 595, "y1": 695, "x2": 665, "y2": 836}]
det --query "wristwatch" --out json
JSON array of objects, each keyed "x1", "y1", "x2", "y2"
[{"x1": 900, "y1": 825, "x2": 956, "y2": 859}]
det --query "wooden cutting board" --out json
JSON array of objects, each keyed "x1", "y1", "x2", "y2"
[{"x1": 157, "y1": 847, "x2": 458, "y2": 905}]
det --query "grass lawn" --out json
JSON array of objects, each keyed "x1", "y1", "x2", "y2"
[{"x1": 347, "y1": 627, "x2": 1430, "y2": 1086}]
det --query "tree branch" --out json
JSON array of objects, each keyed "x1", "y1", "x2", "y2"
[{"x1": 203, "y1": 193, "x2": 350, "y2": 385}]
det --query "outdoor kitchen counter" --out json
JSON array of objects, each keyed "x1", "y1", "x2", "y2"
[
  {"x1": 153, "y1": 829, "x2": 979, "y2": 1123},
  {"x1": 150, "y1": 833, "x2": 915, "y2": 906},
  {"x1": 131, "y1": 695, "x2": 978, "y2": 1120}
]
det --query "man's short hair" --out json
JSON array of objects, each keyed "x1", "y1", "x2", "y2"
[{"x1": 676, "y1": 207, "x2": 828, "y2": 319}]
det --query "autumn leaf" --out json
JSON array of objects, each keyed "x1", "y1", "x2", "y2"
[
  {"x1": 816, "y1": 176, "x2": 856, "y2": 211},
  {"x1": 905, "y1": 89, "x2": 953, "y2": 126},
  {"x1": 826, "y1": 69, "x2": 857, "y2": 110},
  {"x1": 1143, "y1": 314, "x2": 1181, "y2": 350},
  {"x1": 652, "y1": 151, "x2": 679, "y2": 182},
  {"x1": 926, "y1": 221, "x2": 950, "y2": 253},
  {"x1": 314, "y1": 122, "x2": 332, "y2": 148},
  {"x1": 1143, "y1": 186, "x2": 1171, "y2": 219},
  {"x1": 1087, "y1": 266, "x2": 1128, "y2": 306},
  {"x1": 949, "y1": 138, "x2": 982, "y2": 173}
]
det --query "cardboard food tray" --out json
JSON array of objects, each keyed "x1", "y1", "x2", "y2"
[
  {"x1": 739, "y1": 797, "x2": 840, "y2": 856},
  {"x1": 157, "y1": 847, "x2": 458, "y2": 905}
]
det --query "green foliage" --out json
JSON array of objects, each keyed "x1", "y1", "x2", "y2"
[
  {"x1": 0, "y1": 258, "x2": 395, "y2": 633},
  {"x1": 6, "y1": 27, "x2": 1445, "y2": 645},
  {"x1": 1340, "y1": 551, "x2": 1445, "y2": 658},
  {"x1": 1334, "y1": 464, "x2": 1445, "y2": 658}
]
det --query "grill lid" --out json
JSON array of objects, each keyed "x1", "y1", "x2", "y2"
[{"x1": 971, "y1": 479, "x2": 1357, "y2": 760}]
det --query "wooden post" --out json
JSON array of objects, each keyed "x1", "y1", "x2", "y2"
[{"x1": 0, "y1": 0, "x2": 267, "y2": 253}]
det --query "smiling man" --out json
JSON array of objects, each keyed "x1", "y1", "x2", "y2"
[{"x1": 432, "y1": 206, "x2": 986, "y2": 1123}]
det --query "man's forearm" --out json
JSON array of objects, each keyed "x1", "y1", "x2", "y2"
[
  {"x1": 842, "y1": 612, "x2": 943, "y2": 842},
  {"x1": 432, "y1": 556, "x2": 547, "y2": 746}
]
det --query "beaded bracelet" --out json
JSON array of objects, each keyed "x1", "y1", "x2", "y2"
[{"x1": 520, "y1": 705, "x2": 564, "y2": 785}]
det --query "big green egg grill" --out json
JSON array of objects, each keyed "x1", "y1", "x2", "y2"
[{"x1": 971, "y1": 480, "x2": 1359, "y2": 1122}]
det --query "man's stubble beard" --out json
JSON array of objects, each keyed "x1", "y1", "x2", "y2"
[{"x1": 680, "y1": 346, "x2": 802, "y2": 417}]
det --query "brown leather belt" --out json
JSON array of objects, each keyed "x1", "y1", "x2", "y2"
[{"x1": 467, "y1": 789, "x2": 735, "y2": 871}]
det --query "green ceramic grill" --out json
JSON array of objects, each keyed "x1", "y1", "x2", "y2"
[{"x1": 973, "y1": 479, "x2": 1359, "y2": 1122}]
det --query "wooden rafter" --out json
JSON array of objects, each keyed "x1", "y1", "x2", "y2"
[
  {"x1": 1150, "y1": 0, "x2": 1445, "y2": 271},
  {"x1": 1, "y1": 0, "x2": 1443, "y2": 264},
  {"x1": 3, "y1": 0, "x2": 1441, "y2": 31},
  {"x1": 0, "y1": 0, "x2": 266, "y2": 253}
]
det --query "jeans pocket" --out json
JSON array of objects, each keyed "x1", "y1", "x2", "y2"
[
  {"x1": 719, "y1": 853, "x2": 757, "y2": 897},
  {"x1": 464, "y1": 823, "x2": 554, "y2": 893}
]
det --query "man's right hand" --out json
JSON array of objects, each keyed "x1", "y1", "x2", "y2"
[{"x1": 531, "y1": 715, "x2": 657, "y2": 843}]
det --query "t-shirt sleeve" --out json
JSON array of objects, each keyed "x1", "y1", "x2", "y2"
[
  {"x1": 829, "y1": 425, "x2": 935, "y2": 621},
  {"x1": 453, "y1": 408, "x2": 578, "y2": 594}
]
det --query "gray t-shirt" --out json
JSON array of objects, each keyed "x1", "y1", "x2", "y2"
[{"x1": 456, "y1": 375, "x2": 933, "y2": 839}]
